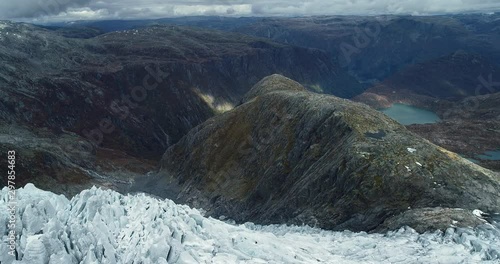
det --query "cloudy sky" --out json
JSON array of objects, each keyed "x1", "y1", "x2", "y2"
[{"x1": 1, "y1": 0, "x2": 500, "y2": 22}]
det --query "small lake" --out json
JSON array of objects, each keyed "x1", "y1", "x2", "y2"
[
  {"x1": 380, "y1": 104, "x2": 441, "y2": 125},
  {"x1": 476, "y1": 150, "x2": 500, "y2": 161},
  {"x1": 459, "y1": 154, "x2": 480, "y2": 164}
]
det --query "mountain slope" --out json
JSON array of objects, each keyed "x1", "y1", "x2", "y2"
[
  {"x1": 0, "y1": 21, "x2": 362, "y2": 160},
  {"x1": 234, "y1": 15, "x2": 500, "y2": 85},
  {"x1": 352, "y1": 51, "x2": 500, "y2": 171},
  {"x1": 149, "y1": 74, "x2": 500, "y2": 232},
  {"x1": 406, "y1": 92, "x2": 500, "y2": 171},
  {"x1": 49, "y1": 14, "x2": 500, "y2": 86},
  {"x1": 0, "y1": 124, "x2": 157, "y2": 197},
  {"x1": 354, "y1": 51, "x2": 500, "y2": 109}
]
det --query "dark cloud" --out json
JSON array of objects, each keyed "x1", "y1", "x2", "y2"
[
  {"x1": 226, "y1": 7, "x2": 236, "y2": 15},
  {"x1": 0, "y1": 0, "x2": 92, "y2": 19},
  {"x1": 251, "y1": 4, "x2": 264, "y2": 15},
  {"x1": 1, "y1": 0, "x2": 500, "y2": 22}
]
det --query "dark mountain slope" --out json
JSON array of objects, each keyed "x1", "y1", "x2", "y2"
[
  {"x1": 0, "y1": 21, "x2": 361, "y2": 159},
  {"x1": 150, "y1": 74, "x2": 500, "y2": 232},
  {"x1": 354, "y1": 51, "x2": 500, "y2": 109},
  {"x1": 48, "y1": 14, "x2": 500, "y2": 86},
  {"x1": 0, "y1": 123, "x2": 157, "y2": 197},
  {"x1": 234, "y1": 15, "x2": 500, "y2": 84}
]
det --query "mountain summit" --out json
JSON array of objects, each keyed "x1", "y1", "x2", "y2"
[{"x1": 147, "y1": 74, "x2": 500, "y2": 232}]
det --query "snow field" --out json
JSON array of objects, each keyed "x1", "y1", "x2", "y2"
[{"x1": 1, "y1": 184, "x2": 499, "y2": 264}]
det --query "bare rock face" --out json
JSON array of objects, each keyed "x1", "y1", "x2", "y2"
[{"x1": 156, "y1": 74, "x2": 500, "y2": 232}]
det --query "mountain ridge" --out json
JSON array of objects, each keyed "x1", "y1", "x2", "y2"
[
  {"x1": 132, "y1": 74, "x2": 500, "y2": 232},
  {"x1": 0, "y1": 21, "x2": 362, "y2": 157}
]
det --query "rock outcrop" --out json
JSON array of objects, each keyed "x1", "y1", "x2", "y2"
[{"x1": 154, "y1": 74, "x2": 500, "y2": 232}]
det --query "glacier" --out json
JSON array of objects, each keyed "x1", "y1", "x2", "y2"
[{"x1": 1, "y1": 184, "x2": 500, "y2": 264}]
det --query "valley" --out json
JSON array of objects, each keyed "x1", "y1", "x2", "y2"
[{"x1": 51, "y1": 14, "x2": 500, "y2": 172}]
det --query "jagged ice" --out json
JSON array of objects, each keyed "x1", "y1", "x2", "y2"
[{"x1": 1, "y1": 184, "x2": 499, "y2": 263}]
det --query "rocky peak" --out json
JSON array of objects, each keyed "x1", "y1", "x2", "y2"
[
  {"x1": 147, "y1": 74, "x2": 500, "y2": 233},
  {"x1": 242, "y1": 74, "x2": 307, "y2": 102}
]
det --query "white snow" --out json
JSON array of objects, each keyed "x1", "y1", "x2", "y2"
[
  {"x1": 473, "y1": 209, "x2": 489, "y2": 221},
  {"x1": 1, "y1": 184, "x2": 500, "y2": 264},
  {"x1": 474, "y1": 209, "x2": 485, "y2": 217},
  {"x1": 407, "y1": 147, "x2": 417, "y2": 153}
]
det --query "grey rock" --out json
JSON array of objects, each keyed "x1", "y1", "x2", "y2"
[{"x1": 376, "y1": 207, "x2": 485, "y2": 233}]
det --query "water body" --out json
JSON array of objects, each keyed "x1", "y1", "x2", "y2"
[
  {"x1": 459, "y1": 154, "x2": 480, "y2": 164},
  {"x1": 476, "y1": 150, "x2": 500, "y2": 161},
  {"x1": 381, "y1": 104, "x2": 441, "y2": 125}
]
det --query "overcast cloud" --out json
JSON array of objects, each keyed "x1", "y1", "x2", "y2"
[{"x1": 1, "y1": 0, "x2": 500, "y2": 22}]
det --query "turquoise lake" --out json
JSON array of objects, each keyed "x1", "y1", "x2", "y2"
[
  {"x1": 476, "y1": 150, "x2": 500, "y2": 161},
  {"x1": 380, "y1": 104, "x2": 441, "y2": 125}
]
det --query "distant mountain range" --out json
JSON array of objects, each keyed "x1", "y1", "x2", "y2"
[{"x1": 46, "y1": 13, "x2": 500, "y2": 85}]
